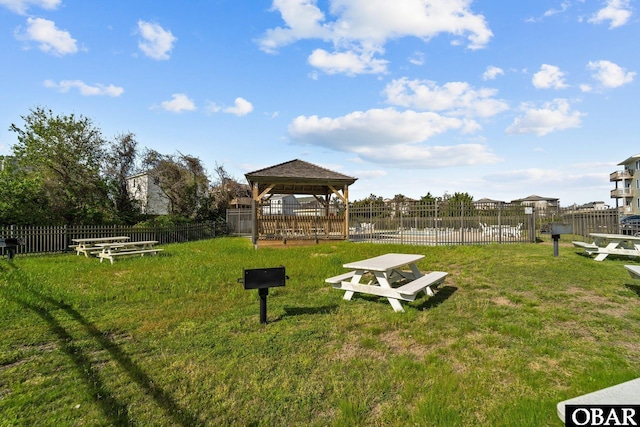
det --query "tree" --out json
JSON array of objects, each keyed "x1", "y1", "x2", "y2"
[
  {"x1": 351, "y1": 194, "x2": 387, "y2": 220},
  {"x1": 0, "y1": 162, "x2": 50, "y2": 225},
  {"x1": 142, "y1": 150, "x2": 210, "y2": 220},
  {"x1": 9, "y1": 107, "x2": 110, "y2": 224},
  {"x1": 440, "y1": 191, "x2": 476, "y2": 217},
  {"x1": 209, "y1": 163, "x2": 250, "y2": 220},
  {"x1": 105, "y1": 133, "x2": 141, "y2": 224}
]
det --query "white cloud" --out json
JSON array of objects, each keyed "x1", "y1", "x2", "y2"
[
  {"x1": 43, "y1": 80, "x2": 124, "y2": 97},
  {"x1": 158, "y1": 93, "x2": 196, "y2": 112},
  {"x1": 207, "y1": 98, "x2": 254, "y2": 116},
  {"x1": 224, "y1": 97, "x2": 254, "y2": 116},
  {"x1": 544, "y1": 1, "x2": 571, "y2": 17},
  {"x1": 0, "y1": 0, "x2": 60, "y2": 14},
  {"x1": 352, "y1": 169, "x2": 388, "y2": 179},
  {"x1": 408, "y1": 51, "x2": 425, "y2": 66},
  {"x1": 18, "y1": 17, "x2": 77, "y2": 56},
  {"x1": 482, "y1": 65, "x2": 504, "y2": 80},
  {"x1": 137, "y1": 20, "x2": 176, "y2": 60},
  {"x1": 580, "y1": 83, "x2": 593, "y2": 93},
  {"x1": 587, "y1": 59, "x2": 636, "y2": 88},
  {"x1": 288, "y1": 107, "x2": 499, "y2": 168},
  {"x1": 506, "y1": 98, "x2": 585, "y2": 136},
  {"x1": 532, "y1": 64, "x2": 568, "y2": 89},
  {"x1": 588, "y1": 0, "x2": 632, "y2": 28},
  {"x1": 259, "y1": 0, "x2": 493, "y2": 75},
  {"x1": 383, "y1": 78, "x2": 509, "y2": 118},
  {"x1": 308, "y1": 48, "x2": 388, "y2": 75}
]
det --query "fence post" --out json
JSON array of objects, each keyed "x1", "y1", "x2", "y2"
[{"x1": 460, "y1": 200, "x2": 465, "y2": 244}]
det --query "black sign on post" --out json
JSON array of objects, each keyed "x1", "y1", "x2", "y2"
[
  {"x1": 0, "y1": 237, "x2": 23, "y2": 261},
  {"x1": 541, "y1": 223, "x2": 573, "y2": 257},
  {"x1": 237, "y1": 267, "x2": 287, "y2": 324}
]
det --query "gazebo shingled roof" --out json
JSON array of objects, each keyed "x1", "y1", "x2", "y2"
[{"x1": 245, "y1": 159, "x2": 357, "y2": 196}]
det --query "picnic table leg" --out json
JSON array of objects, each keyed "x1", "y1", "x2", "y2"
[
  {"x1": 409, "y1": 263, "x2": 423, "y2": 280},
  {"x1": 375, "y1": 272, "x2": 405, "y2": 312},
  {"x1": 343, "y1": 270, "x2": 365, "y2": 301},
  {"x1": 594, "y1": 253, "x2": 608, "y2": 261}
]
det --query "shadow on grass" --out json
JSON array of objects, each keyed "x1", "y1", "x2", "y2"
[
  {"x1": 282, "y1": 304, "x2": 339, "y2": 317},
  {"x1": 1, "y1": 278, "x2": 199, "y2": 426},
  {"x1": 625, "y1": 283, "x2": 640, "y2": 298},
  {"x1": 0, "y1": 259, "x2": 18, "y2": 271},
  {"x1": 413, "y1": 285, "x2": 458, "y2": 311}
]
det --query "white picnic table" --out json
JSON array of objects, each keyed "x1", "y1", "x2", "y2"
[
  {"x1": 94, "y1": 240, "x2": 162, "y2": 264},
  {"x1": 326, "y1": 253, "x2": 448, "y2": 312},
  {"x1": 70, "y1": 236, "x2": 130, "y2": 257},
  {"x1": 573, "y1": 233, "x2": 640, "y2": 261},
  {"x1": 557, "y1": 377, "x2": 640, "y2": 423}
]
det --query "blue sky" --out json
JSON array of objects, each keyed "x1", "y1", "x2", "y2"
[{"x1": 0, "y1": 0, "x2": 638, "y2": 206}]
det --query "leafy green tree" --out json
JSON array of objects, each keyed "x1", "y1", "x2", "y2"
[
  {"x1": 142, "y1": 150, "x2": 211, "y2": 220},
  {"x1": 9, "y1": 107, "x2": 110, "y2": 224},
  {"x1": 105, "y1": 132, "x2": 141, "y2": 224},
  {"x1": 350, "y1": 193, "x2": 387, "y2": 220},
  {"x1": 0, "y1": 162, "x2": 50, "y2": 225},
  {"x1": 440, "y1": 191, "x2": 476, "y2": 217}
]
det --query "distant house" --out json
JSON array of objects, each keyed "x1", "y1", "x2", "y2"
[
  {"x1": 229, "y1": 197, "x2": 252, "y2": 209},
  {"x1": 474, "y1": 198, "x2": 506, "y2": 209},
  {"x1": 610, "y1": 153, "x2": 640, "y2": 215},
  {"x1": 511, "y1": 194, "x2": 560, "y2": 211},
  {"x1": 576, "y1": 201, "x2": 609, "y2": 211},
  {"x1": 294, "y1": 196, "x2": 340, "y2": 216},
  {"x1": 126, "y1": 171, "x2": 170, "y2": 215},
  {"x1": 261, "y1": 194, "x2": 298, "y2": 215}
]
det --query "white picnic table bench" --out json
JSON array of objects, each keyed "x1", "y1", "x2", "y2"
[
  {"x1": 94, "y1": 240, "x2": 163, "y2": 264},
  {"x1": 70, "y1": 236, "x2": 130, "y2": 257},
  {"x1": 624, "y1": 264, "x2": 640, "y2": 280},
  {"x1": 573, "y1": 233, "x2": 640, "y2": 261},
  {"x1": 326, "y1": 253, "x2": 448, "y2": 312}
]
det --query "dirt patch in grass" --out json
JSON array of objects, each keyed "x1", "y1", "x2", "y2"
[
  {"x1": 492, "y1": 296, "x2": 517, "y2": 307},
  {"x1": 563, "y1": 286, "x2": 633, "y2": 319},
  {"x1": 333, "y1": 330, "x2": 439, "y2": 362}
]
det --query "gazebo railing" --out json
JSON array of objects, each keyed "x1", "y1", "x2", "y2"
[{"x1": 258, "y1": 214, "x2": 344, "y2": 240}]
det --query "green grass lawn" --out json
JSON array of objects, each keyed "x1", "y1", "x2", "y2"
[{"x1": 1, "y1": 238, "x2": 639, "y2": 426}]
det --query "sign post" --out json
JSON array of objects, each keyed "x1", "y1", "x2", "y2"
[{"x1": 237, "y1": 267, "x2": 288, "y2": 324}]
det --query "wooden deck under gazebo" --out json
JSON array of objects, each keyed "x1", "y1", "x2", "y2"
[{"x1": 245, "y1": 159, "x2": 357, "y2": 246}]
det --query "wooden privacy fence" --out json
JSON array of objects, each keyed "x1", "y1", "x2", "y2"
[{"x1": 0, "y1": 222, "x2": 223, "y2": 257}]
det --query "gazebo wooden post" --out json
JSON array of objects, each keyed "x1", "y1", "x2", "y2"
[
  {"x1": 344, "y1": 184, "x2": 350, "y2": 239},
  {"x1": 324, "y1": 191, "x2": 330, "y2": 238},
  {"x1": 251, "y1": 183, "x2": 259, "y2": 249}
]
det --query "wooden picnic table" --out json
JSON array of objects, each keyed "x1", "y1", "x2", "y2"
[
  {"x1": 326, "y1": 253, "x2": 448, "y2": 312},
  {"x1": 94, "y1": 240, "x2": 162, "y2": 264},
  {"x1": 573, "y1": 233, "x2": 640, "y2": 261},
  {"x1": 70, "y1": 236, "x2": 130, "y2": 257}
]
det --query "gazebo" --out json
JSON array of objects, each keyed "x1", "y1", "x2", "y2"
[{"x1": 245, "y1": 159, "x2": 357, "y2": 246}]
